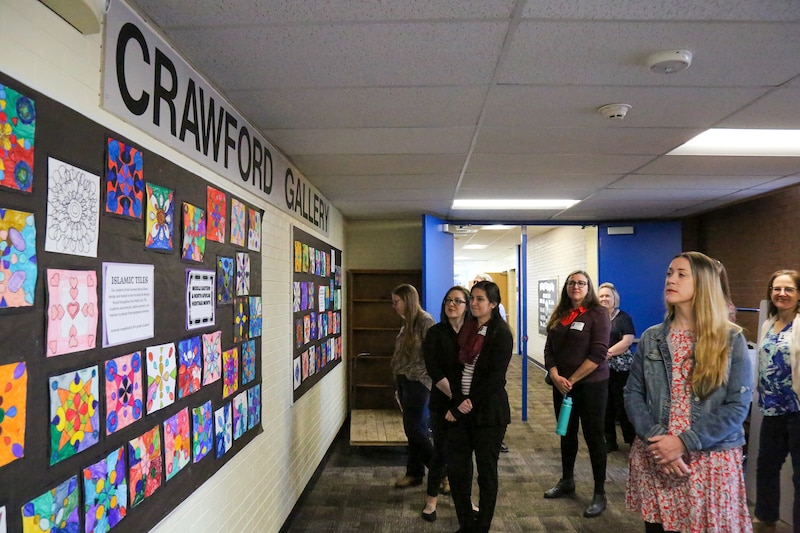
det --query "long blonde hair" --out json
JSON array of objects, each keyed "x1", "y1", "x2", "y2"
[{"x1": 392, "y1": 284, "x2": 425, "y2": 354}]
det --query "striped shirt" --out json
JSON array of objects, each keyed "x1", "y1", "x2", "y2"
[{"x1": 462, "y1": 354, "x2": 480, "y2": 395}]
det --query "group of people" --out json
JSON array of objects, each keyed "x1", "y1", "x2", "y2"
[{"x1": 389, "y1": 254, "x2": 800, "y2": 532}]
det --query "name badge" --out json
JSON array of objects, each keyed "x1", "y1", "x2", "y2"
[
  {"x1": 780, "y1": 331, "x2": 790, "y2": 342},
  {"x1": 570, "y1": 321, "x2": 585, "y2": 331}
]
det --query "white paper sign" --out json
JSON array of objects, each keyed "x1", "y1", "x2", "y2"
[
  {"x1": 186, "y1": 269, "x2": 216, "y2": 330},
  {"x1": 103, "y1": 262, "x2": 155, "y2": 347}
]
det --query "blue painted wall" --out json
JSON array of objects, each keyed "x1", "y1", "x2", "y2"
[{"x1": 422, "y1": 214, "x2": 454, "y2": 316}]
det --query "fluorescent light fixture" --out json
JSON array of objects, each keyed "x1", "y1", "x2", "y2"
[
  {"x1": 452, "y1": 199, "x2": 578, "y2": 210},
  {"x1": 669, "y1": 129, "x2": 800, "y2": 156},
  {"x1": 481, "y1": 224, "x2": 515, "y2": 230},
  {"x1": 463, "y1": 244, "x2": 488, "y2": 250}
]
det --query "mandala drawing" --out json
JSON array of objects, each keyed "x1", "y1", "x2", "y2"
[
  {"x1": 216, "y1": 256, "x2": 234, "y2": 305},
  {"x1": 49, "y1": 366, "x2": 99, "y2": 465},
  {"x1": 45, "y1": 269, "x2": 98, "y2": 357},
  {"x1": 0, "y1": 208, "x2": 37, "y2": 308},
  {"x1": 248, "y1": 384, "x2": 261, "y2": 430},
  {"x1": 83, "y1": 446, "x2": 127, "y2": 533},
  {"x1": 202, "y1": 330, "x2": 222, "y2": 385},
  {"x1": 233, "y1": 296, "x2": 249, "y2": 344},
  {"x1": 177, "y1": 336, "x2": 201, "y2": 399},
  {"x1": 45, "y1": 157, "x2": 99, "y2": 257},
  {"x1": 294, "y1": 240, "x2": 302, "y2": 272},
  {"x1": 163, "y1": 408, "x2": 190, "y2": 481},
  {"x1": 181, "y1": 202, "x2": 206, "y2": 262},
  {"x1": 235, "y1": 252, "x2": 250, "y2": 296},
  {"x1": 145, "y1": 342, "x2": 176, "y2": 414},
  {"x1": 104, "y1": 351, "x2": 143, "y2": 435},
  {"x1": 0, "y1": 361, "x2": 26, "y2": 468},
  {"x1": 230, "y1": 198, "x2": 246, "y2": 246},
  {"x1": 222, "y1": 346, "x2": 239, "y2": 398},
  {"x1": 241, "y1": 339, "x2": 256, "y2": 385},
  {"x1": 21, "y1": 476, "x2": 79, "y2": 533},
  {"x1": 145, "y1": 182, "x2": 174, "y2": 251},
  {"x1": 293, "y1": 357, "x2": 301, "y2": 390},
  {"x1": 232, "y1": 392, "x2": 248, "y2": 440},
  {"x1": 0, "y1": 84, "x2": 35, "y2": 193},
  {"x1": 249, "y1": 296, "x2": 262, "y2": 338},
  {"x1": 192, "y1": 400, "x2": 213, "y2": 463},
  {"x1": 206, "y1": 186, "x2": 226, "y2": 243},
  {"x1": 106, "y1": 137, "x2": 143, "y2": 219},
  {"x1": 292, "y1": 281, "x2": 301, "y2": 311},
  {"x1": 247, "y1": 207, "x2": 261, "y2": 251},
  {"x1": 128, "y1": 425, "x2": 162, "y2": 507},
  {"x1": 214, "y1": 403, "x2": 232, "y2": 458}
]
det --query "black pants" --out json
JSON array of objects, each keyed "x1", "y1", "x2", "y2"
[
  {"x1": 756, "y1": 412, "x2": 800, "y2": 526},
  {"x1": 426, "y1": 413, "x2": 448, "y2": 498},
  {"x1": 605, "y1": 369, "x2": 635, "y2": 445}
]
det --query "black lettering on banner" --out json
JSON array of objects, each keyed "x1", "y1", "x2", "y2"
[
  {"x1": 238, "y1": 125, "x2": 251, "y2": 182},
  {"x1": 199, "y1": 88, "x2": 224, "y2": 162},
  {"x1": 285, "y1": 168, "x2": 295, "y2": 209},
  {"x1": 116, "y1": 22, "x2": 150, "y2": 116},
  {"x1": 224, "y1": 112, "x2": 238, "y2": 169},
  {"x1": 153, "y1": 48, "x2": 178, "y2": 135},
  {"x1": 262, "y1": 145, "x2": 273, "y2": 193},
  {"x1": 179, "y1": 78, "x2": 200, "y2": 150}
]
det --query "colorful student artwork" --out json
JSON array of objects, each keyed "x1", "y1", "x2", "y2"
[
  {"x1": 0, "y1": 208, "x2": 37, "y2": 308},
  {"x1": 45, "y1": 269, "x2": 98, "y2": 357},
  {"x1": 145, "y1": 182, "x2": 174, "y2": 251},
  {"x1": 181, "y1": 202, "x2": 206, "y2": 262},
  {"x1": 145, "y1": 342, "x2": 176, "y2": 414},
  {"x1": 192, "y1": 401, "x2": 213, "y2": 463},
  {"x1": 163, "y1": 408, "x2": 190, "y2": 481},
  {"x1": 293, "y1": 240, "x2": 302, "y2": 272},
  {"x1": 222, "y1": 347, "x2": 239, "y2": 398},
  {"x1": 49, "y1": 366, "x2": 99, "y2": 465},
  {"x1": 233, "y1": 297, "x2": 249, "y2": 343},
  {"x1": 45, "y1": 157, "x2": 100, "y2": 257},
  {"x1": 83, "y1": 446, "x2": 127, "y2": 533},
  {"x1": 241, "y1": 339, "x2": 256, "y2": 385},
  {"x1": 128, "y1": 425, "x2": 162, "y2": 507},
  {"x1": 232, "y1": 392, "x2": 248, "y2": 440},
  {"x1": 235, "y1": 252, "x2": 250, "y2": 296},
  {"x1": 216, "y1": 256, "x2": 234, "y2": 305},
  {"x1": 0, "y1": 84, "x2": 35, "y2": 193},
  {"x1": 0, "y1": 361, "x2": 26, "y2": 468},
  {"x1": 104, "y1": 351, "x2": 143, "y2": 435},
  {"x1": 106, "y1": 137, "x2": 143, "y2": 219},
  {"x1": 230, "y1": 198, "x2": 246, "y2": 247},
  {"x1": 247, "y1": 208, "x2": 261, "y2": 251},
  {"x1": 21, "y1": 476, "x2": 79, "y2": 533},
  {"x1": 249, "y1": 296, "x2": 262, "y2": 338},
  {"x1": 202, "y1": 330, "x2": 222, "y2": 385},
  {"x1": 248, "y1": 384, "x2": 261, "y2": 430},
  {"x1": 293, "y1": 357, "x2": 301, "y2": 390},
  {"x1": 206, "y1": 186, "x2": 226, "y2": 243},
  {"x1": 177, "y1": 336, "x2": 202, "y2": 399},
  {"x1": 214, "y1": 403, "x2": 232, "y2": 458},
  {"x1": 292, "y1": 281, "x2": 301, "y2": 311}
]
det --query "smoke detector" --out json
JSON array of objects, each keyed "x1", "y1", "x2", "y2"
[
  {"x1": 597, "y1": 103, "x2": 631, "y2": 120},
  {"x1": 646, "y1": 50, "x2": 693, "y2": 74}
]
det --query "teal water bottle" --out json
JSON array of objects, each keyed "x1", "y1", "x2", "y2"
[{"x1": 555, "y1": 395, "x2": 573, "y2": 436}]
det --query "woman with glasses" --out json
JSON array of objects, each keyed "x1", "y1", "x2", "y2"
[
  {"x1": 420, "y1": 286, "x2": 471, "y2": 522},
  {"x1": 543, "y1": 271, "x2": 611, "y2": 518},
  {"x1": 755, "y1": 270, "x2": 800, "y2": 529}
]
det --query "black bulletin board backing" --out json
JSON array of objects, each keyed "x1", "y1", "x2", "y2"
[{"x1": 0, "y1": 71, "x2": 263, "y2": 533}]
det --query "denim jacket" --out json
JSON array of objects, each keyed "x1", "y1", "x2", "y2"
[{"x1": 623, "y1": 321, "x2": 753, "y2": 452}]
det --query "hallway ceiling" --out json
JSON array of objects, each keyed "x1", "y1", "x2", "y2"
[{"x1": 128, "y1": 1, "x2": 800, "y2": 225}]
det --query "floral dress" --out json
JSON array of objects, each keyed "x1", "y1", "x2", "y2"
[{"x1": 626, "y1": 329, "x2": 752, "y2": 532}]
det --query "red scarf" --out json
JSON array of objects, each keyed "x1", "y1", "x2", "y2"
[
  {"x1": 458, "y1": 318, "x2": 488, "y2": 365},
  {"x1": 560, "y1": 306, "x2": 586, "y2": 326}
]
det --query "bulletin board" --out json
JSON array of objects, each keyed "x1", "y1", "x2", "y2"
[
  {"x1": 0, "y1": 72, "x2": 263, "y2": 533},
  {"x1": 291, "y1": 227, "x2": 342, "y2": 402}
]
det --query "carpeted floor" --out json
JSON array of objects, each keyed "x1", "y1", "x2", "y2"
[{"x1": 281, "y1": 355, "x2": 791, "y2": 532}]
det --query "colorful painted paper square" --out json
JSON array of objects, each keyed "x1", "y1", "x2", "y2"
[
  {"x1": 248, "y1": 385, "x2": 261, "y2": 430},
  {"x1": 163, "y1": 408, "x2": 190, "y2": 481},
  {"x1": 106, "y1": 138, "x2": 143, "y2": 219},
  {"x1": 192, "y1": 401, "x2": 213, "y2": 463},
  {"x1": 49, "y1": 366, "x2": 99, "y2": 465},
  {"x1": 233, "y1": 297, "x2": 249, "y2": 343},
  {"x1": 0, "y1": 84, "x2": 35, "y2": 193},
  {"x1": 145, "y1": 183, "x2": 174, "y2": 251},
  {"x1": 235, "y1": 252, "x2": 250, "y2": 296},
  {"x1": 0, "y1": 361, "x2": 26, "y2": 468},
  {"x1": 83, "y1": 446, "x2": 127, "y2": 532},
  {"x1": 45, "y1": 269, "x2": 98, "y2": 357},
  {"x1": 222, "y1": 347, "x2": 239, "y2": 398},
  {"x1": 181, "y1": 202, "x2": 206, "y2": 262},
  {"x1": 293, "y1": 357, "x2": 301, "y2": 390},
  {"x1": 249, "y1": 296, "x2": 262, "y2": 338},
  {"x1": 247, "y1": 208, "x2": 261, "y2": 251},
  {"x1": 232, "y1": 392, "x2": 248, "y2": 440},
  {"x1": 177, "y1": 336, "x2": 201, "y2": 398},
  {"x1": 0, "y1": 208, "x2": 37, "y2": 308},
  {"x1": 202, "y1": 330, "x2": 222, "y2": 385},
  {"x1": 230, "y1": 198, "x2": 246, "y2": 247},
  {"x1": 45, "y1": 157, "x2": 100, "y2": 257},
  {"x1": 294, "y1": 240, "x2": 302, "y2": 272},
  {"x1": 128, "y1": 425, "x2": 162, "y2": 507},
  {"x1": 241, "y1": 339, "x2": 256, "y2": 385},
  {"x1": 216, "y1": 256, "x2": 234, "y2": 305},
  {"x1": 214, "y1": 403, "x2": 232, "y2": 458},
  {"x1": 292, "y1": 281, "x2": 301, "y2": 312},
  {"x1": 206, "y1": 186, "x2": 226, "y2": 243},
  {"x1": 104, "y1": 352, "x2": 143, "y2": 435},
  {"x1": 21, "y1": 476, "x2": 79, "y2": 533},
  {"x1": 145, "y1": 342, "x2": 176, "y2": 414}
]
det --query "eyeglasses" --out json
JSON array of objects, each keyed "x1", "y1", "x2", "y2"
[
  {"x1": 770, "y1": 286, "x2": 798, "y2": 295},
  {"x1": 444, "y1": 298, "x2": 467, "y2": 305},
  {"x1": 566, "y1": 280, "x2": 588, "y2": 288}
]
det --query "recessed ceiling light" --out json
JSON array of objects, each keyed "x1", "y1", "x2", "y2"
[
  {"x1": 669, "y1": 129, "x2": 800, "y2": 156},
  {"x1": 452, "y1": 199, "x2": 578, "y2": 210},
  {"x1": 463, "y1": 244, "x2": 488, "y2": 250},
  {"x1": 481, "y1": 225, "x2": 515, "y2": 230}
]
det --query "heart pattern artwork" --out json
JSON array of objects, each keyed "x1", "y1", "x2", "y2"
[{"x1": 46, "y1": 269, "x2": 98, "y2": 357}]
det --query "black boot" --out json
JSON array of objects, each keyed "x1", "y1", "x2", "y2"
[
  {"x1": 543, "y1": 478, "x2": 575, "y2": 498},
  {"x1": 583, "y1": 493, "x2": 607, "y2": 518}
]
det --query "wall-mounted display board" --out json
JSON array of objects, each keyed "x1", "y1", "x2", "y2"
[
  {"x1": 291, "y1": 227, "x2": 342, "y2": 403},
  {"x1": 0, "y1": 72, "x2": 263, "y2": 533}
]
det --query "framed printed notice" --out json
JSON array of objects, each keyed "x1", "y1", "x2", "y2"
[{"x1": 102, "y1": 262, "x2": 155, "y2": 347}]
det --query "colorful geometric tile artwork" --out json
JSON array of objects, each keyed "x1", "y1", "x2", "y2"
[
  {"x1": 232, "y1": 392, "x2": 248, "y2": 440},
  {"x1": 293, "y1": 240, "x2": 302, "y2": 272},
  {"x1": 163, "y1": 408, "x2": 190, "y2": 481},
  {"x1": 49, "y1": 366, "x2": 99, "y2": 465},
  {"x1": 214, "y1": 403, "x2": 232, "y2": 458},
  {"x1": 293, "y1": 357, "x2": 301, "y2": 390},
  {"x1": 202, "y1": 330, "x2": 222, "y2": 385},
  {"x1": 128, "y1": 425, "x2": 162, "y2": 508},
  {"x1": 235, "y1": 252, "x2": 250, "y2": 296},
  {"x1": 104, "y1": 351, "x2": 143, "y2": 435},
  {"x1": 45, "y1": 157, "x2": 100, "y2": 257},
  {"x1": 0, "y1": 208, "x2": 37, "y2": 308},
  {"x1": 292, "y1": 281, "x2": 301, "y2": 311},
  {"x1": 145, "y1": 342, "x2": 176, "y2": 414},
  {"x1": 45, "y1": 269, "x2": 98, "y2": 357},
  {"x1": 21, "y1": 475, "x2": 79, "y2": 533},
  {"x1": 192, "y1": 400, "x2": 213, "y2": 463},
  {"x1": 233, "y1": 297, "x2": 249, "y2": 344},
  {"x1": 0, "y1": 361, "x2": 26, "y2": 468},
  {"x1": 206, "y1": 186, "x2": 226, "y2": 243},
  {"x1": 83, "y1": 446, "x2": 127, "y2": 533},
  {"x1": 230, "y1": 198, "x2": 246, "y2": 247},
  {"x1": 105, "y1": 137, "x2": 143, "y2": 219},
  {"x1": 247, "y1": 208, "x2": 261, "y2": 251},
  {"x1": 145, "y1": 183, "x2": 174, "y2": 251},
  {"x1": 177, "y1": 336, "x2": 202, "y2": 399},
  {"x1": 181, "y1": 202, "x2": 206, "y2": 262},
  {"x1": 241, "y1": 339, "x2": 256, "y2": 385},
  {"x1": 222, "y1": 347, "x2": 239, "y2": 398},
  {"x1": 249, "y1": 296, "x2": 262, "y2": 338},
  {"x1": 216, "y1": 255, "x2": 234, "y2": 305},
  {"x1": 0, "y1": 84, "x2": 35, "y2": 193},
  {"x1": 248, "y1": 384, "x2": 261, "y2": 430}
]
